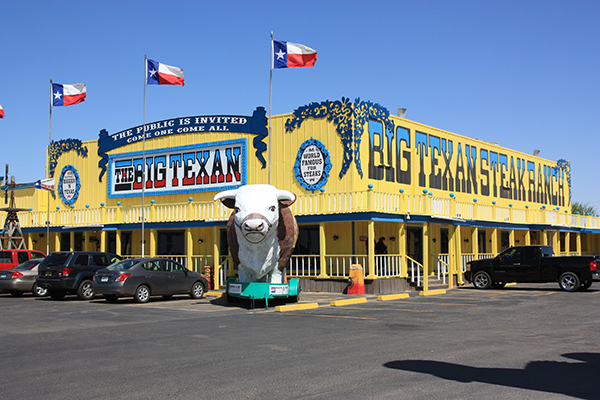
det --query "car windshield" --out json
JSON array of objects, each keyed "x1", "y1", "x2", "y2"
[
  {"x1": 15, "y1": 261, "x2": 39, "y2": 270},
  {"x1": 106, "y1": 259, "x2": 139, "y2": 271},
  {"x1": 40, "y1": 253, "x2": 71, "y2": 267}
]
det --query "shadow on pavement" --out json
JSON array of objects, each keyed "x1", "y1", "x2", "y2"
[{"x1": 384, "y1": 352, "x2": 600, "y2": 399}]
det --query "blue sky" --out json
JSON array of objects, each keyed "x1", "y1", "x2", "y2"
[{"x1": 1, "y1": 0, "x2": 599, "y2": 208}]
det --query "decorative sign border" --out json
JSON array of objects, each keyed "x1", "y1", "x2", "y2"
[
  {"x1": 107, "y1": 138, "x2": 247, "y2": 198},
  {"x1": 58, "y1": 165, "x2": 81, "y2": 206},
  {"x1": 294, "y1": 138, "x2": 331, "y2": 192},
  {"x1": 98, "y1": 107, "x2": 267, "y2": 182}
]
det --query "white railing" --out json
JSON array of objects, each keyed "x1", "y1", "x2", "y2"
[
  {"x1": 436, "y1": 254, "x2": 449, "y2": 284},
  {"x1": 289, "y1": 255, "x2": 320, "y2": 277},
  {"x1": 407, "y1": 257, "x2": 423, "y2": 286},
  {"x1": 461, "y1": 253, "x2": 494, "y2": 272},
  {"x1": 374, "y1": 255, "x2": 402, "y2": 277},
  {"x1": 326, "y1": 255, "x2": 367, "y2": 277}
]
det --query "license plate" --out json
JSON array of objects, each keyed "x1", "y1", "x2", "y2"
[
  {"x1": 229, "y1": 283, "x2": 242, "y2": 294},
  {"x1": 45, "y1": 271, "x2": 52, "y2": 276},
  {"x1": 269, "y1": 285, "x2": 289, "y2": 295},
  {"x1": 0, "y1": 274, "x2": 6, "y2": 278},
  {"x1": 101, "y1": 276, "x2": 109, "y2": 282}
]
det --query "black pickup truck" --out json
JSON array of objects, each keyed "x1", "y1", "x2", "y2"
[
  {"x1": 465, "y1": 245, "x2": 599, "y2": 292},
  {"x1": 37, "y1": 251, "x2": 122, "y2": 300}
]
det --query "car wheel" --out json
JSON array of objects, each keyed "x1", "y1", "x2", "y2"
[
  {"x1": 580, "y1": 281, "x2": 592, "y2": 291},
  {"x1": 33, "y1": 283, "x2": 48, "y2": 297},
  {"x1": 77, "y1": 280, "x2": 95, "y2": 300},
  {"x1": 559, "y1": 272, "x2": 580, "y2": 292},
  {"x1": 9, "y1": 290, "x2": 24, "y2": 297},
  {"x1": 473, "y1": 271, "x2": 492, "y2": 289},
  {"x1": 134, "y1": 285, "x2": 150, "y2": 303},
  {"x1": 49, "y1": 290, "x2": 66, "y2": 300},
  {"x1": 104, "y1": 295, "x2": 118, "y2": 303},
  {"x1": 492, "y1": 282, "x2": 507, "y2": 289},
  {"x1": 190, "y1": 281, "x2": 205, "y2": 299}
]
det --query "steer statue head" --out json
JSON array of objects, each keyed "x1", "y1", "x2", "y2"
[{"x1": 214, "y1": 185, "x2": 298, "y2": 283}]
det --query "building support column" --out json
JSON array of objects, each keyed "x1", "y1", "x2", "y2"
[
  {"x1": 69, "y1": 231, "x2": 74, "y2": 251},
  {"x1": 186, "y1": 228, "x2": 193, "y2": 271},
  {"x1": 576, "y1": 232, "x2": 581, "y2": 255},
  {"x1": 454, "y1": 225, "x2": 463, "y2": 285},
  {"x1": 149, "y1": 229, "x2": 156, "y2": 257},
  {"x1": 491, "y1": 228, "x2": 498, "y2": 255},
  {"x1": 366, "y1": 220, "x2": 376, "y2": 279},
  {"x1": 399, "y1": 223, "x2": 406, "y2": 277},
  {"x1": 318, "y1": 222, "x2": 329, "y2": 278},
  {"x1": 116, "y1": 231, "x2": 122, "y2": 255},
  {"x1": 213, "y1": 226, "x2": 221, "y2": 287},
  {"x1": 541, "y1": 230, "x2": 548, "y2": 245},
  {"x1": 100, "y1": 230, "x2": 107, "y2": 252},
  {"x1": 422, "y1": 222, "x2": 429, "y2": 292},
  {"x1": 565, "y1": 231, "x2": 570, "y2": 255}
]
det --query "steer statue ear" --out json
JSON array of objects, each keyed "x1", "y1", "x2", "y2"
[
  {"x1": 214, "y1": 189, "x2": 237, "y2": 209},
  {"x1": 276, "y1": 190, "x2": 296, "y2": 208}
]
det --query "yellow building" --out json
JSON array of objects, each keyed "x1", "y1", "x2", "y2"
[{"x1": 6, "y1": 98, "x2": 600, "y2": 293}]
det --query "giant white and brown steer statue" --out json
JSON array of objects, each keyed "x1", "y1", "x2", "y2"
[{"x1": 214, "y1": 185, "x2": 299, "y2": 283}]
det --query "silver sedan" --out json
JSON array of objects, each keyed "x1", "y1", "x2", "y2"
[{"x1": 0, "y1": 260, "x2": 47, "y2": 297}]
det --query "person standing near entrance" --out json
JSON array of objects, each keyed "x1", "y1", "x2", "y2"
[{"x1": 375, "y1": 237, "x2": 388, "y2": 254}]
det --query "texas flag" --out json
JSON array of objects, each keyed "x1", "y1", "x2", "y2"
[
  {"x1": 147, "y1": 59, "x2": 185, "y2": 86},
  {"x1": 273, "y1": 40, "x2": 317, "y2": 69},
  {"x1": 0, "y1": 104, "x2": 4, "y2": 118},
  {"x1": 52, "y1": 83, "x2": 87, "y2": 107}
]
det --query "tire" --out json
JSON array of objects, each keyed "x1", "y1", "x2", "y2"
[
  {"x1": 473, "y1": 271, "x2": 492, "y2": 289},
  {"x1": 32, "y1": 283, "x2": 48, "y2": 297},
  {"x1": 559, "y1": 272, "x2": 580, "y2": 292},
  {"x1": 49, "y1": 290, "x2": 66, "y2": 300},
  {"x1": 134, "y1": 285, "x2": 150, "y2": 303},
  {"x1": 104, "y1": 295, "x2": 118, "y2": 303},
  {"x1": 77, "y1": 280, "x2": 95, "y2": 300},
  {"x1": 580, "y1": 281, "x2": 592, "y2": 291},
  {"x1": 492, "y1": 282, "x2": 507, "y2": 289},
  {"x1": 190, "y1": 281, "x2": 205, "y2": 299},
  {"x1": 10, "y1": 290, "x2": 24, "y2": 297}
]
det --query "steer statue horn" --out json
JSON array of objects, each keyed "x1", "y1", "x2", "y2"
[{"x1": 214, "y1": 184, "x2": 299, "y2": 283}]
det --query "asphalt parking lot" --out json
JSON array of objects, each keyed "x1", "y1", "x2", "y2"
[{"x1": 0, "y1": 283, "x2": 598, "y2": 400}]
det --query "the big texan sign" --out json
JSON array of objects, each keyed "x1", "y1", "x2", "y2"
[{"x1": 98, "y1": 108, "x2": 267, "y2": 198}]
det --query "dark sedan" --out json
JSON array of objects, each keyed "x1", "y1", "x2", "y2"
[
  {"x1": 93, "y1": 258, "x2": 207, "y2": 303},
  {"x1": 0, "y1": 259, "x2": 47, "y2": 297}
]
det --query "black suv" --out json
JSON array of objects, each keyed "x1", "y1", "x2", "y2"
[{"x1": 37, "y1": 252, "x2": 122, "y2": 300}]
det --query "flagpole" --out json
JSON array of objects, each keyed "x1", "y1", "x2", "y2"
[
  {"x1": 141, "y1": 55, "x2": 147, "y2": 257},
  {"x1": 47, "y1": 79, "x2": 52, "y2": 255},
  {"x1": 269, "y1": 31, "x2": 273, "y2": 185}
]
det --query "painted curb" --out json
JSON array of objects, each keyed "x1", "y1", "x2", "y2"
[
  {"x1": 205, "y1": 291, "x2": 226, "y2": 297},
  {"x1": 419, "y1": 289, "x2": 447, "y2": 296},
  {"x1": 377, "y1": 293, "x2": 410, "y2": 301},
  {"x1": 275, "y1": 303, "x2": 319, "y2": 312},
  {"x1": 330, "y1": 298, "x2": 368, "y2": 307}
]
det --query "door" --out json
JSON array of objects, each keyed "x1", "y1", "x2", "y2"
[
  {"x1": 406, "y1": 227, "x2": 423, "y2": 264},
  {"x1": 494, "y1": 247, "x2": 538, "y2": 281},
  {"x1": 141, "y1": 260, "x2": 168, "y2": 294},
  {"x1": 164, "y1": 259, "x2": 189, "y2": 293}
]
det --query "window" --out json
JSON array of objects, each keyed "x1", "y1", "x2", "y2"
[
  {"x1": 92, "y1": 254, "x2": 111, "y2": 266},
  {"x1": 17, "y1": 252, "x2": 28, "y2": 264},
  {"x1": 164, "y1": 260, "x2": 184, "y2": 272},
  {"x1": 478, "y1": 231, "x2": 487, "y2": 253},
  {"x1": 158, "y1": 231, "x2": 185, "y2": 255},
  {"x1": 73, "y1": 254, "x2": 89, "y2": 266},
  {"x1": 440, "y1": 229, "x2": 449, "y2": 254},
  {"x1": 500, "y1": 247, "x2": 522, "y2": 263},
  {"x1": 31, "y1": 252, "x2": 46, "y2": 260},
  {"x1": 0, "y1": 252, "x2": 12, "y2": 263},
  {"x1": 143, "y1": 261, "x2": 162, "y2": 271}
]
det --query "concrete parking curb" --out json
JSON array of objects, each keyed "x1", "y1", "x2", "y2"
[
  {"x1": 205, "y1": 291, "x2": 226, "y2": 297},
  {"x1": 330, "y1": 298, "x2": 368, "y2": 307},
  {"x1": 274, "y1": 303, "x2": 319, "y2": 312},
  {"x1": 419, "y1": 289, "x2": 447, "y2": 296},
  {"x1": 377, "y1": 293, "x2": 410, "y2": 301}
]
